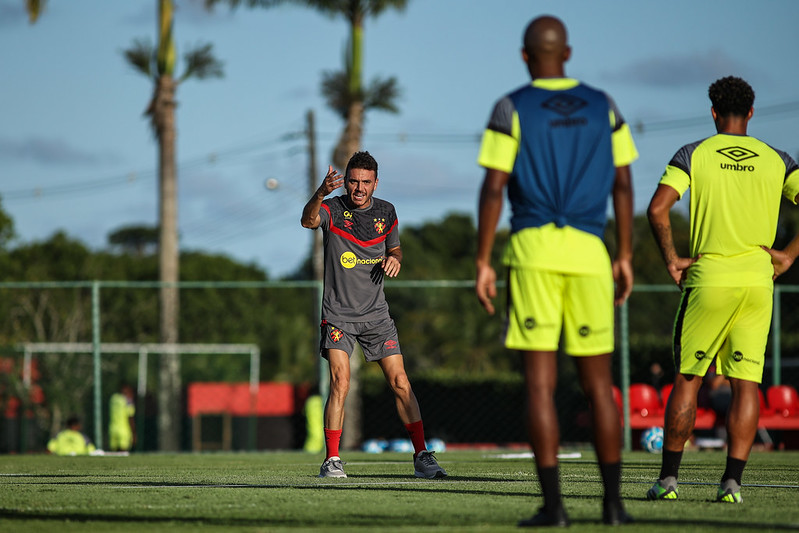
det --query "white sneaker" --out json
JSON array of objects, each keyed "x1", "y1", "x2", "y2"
[
  {"x1": 414, "y1": 450, "x2": 447, "y2": 479},
  {"x1": 318, "y1": 456, "x2": 347, "y2": 478}
]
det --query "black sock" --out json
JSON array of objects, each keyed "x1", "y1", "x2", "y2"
[
  {"x1": 659, "y1": 449, "x2": 683, "y2": 480},
  {"x1": 721, "y1": 456, "x2": 747, "y2": 485},
  {"x1": 537, "y1": 465, "x2": 561, "y2": 511},
  {"x1": 599, "y1": 462, "x2": 621, "y2": 504}
]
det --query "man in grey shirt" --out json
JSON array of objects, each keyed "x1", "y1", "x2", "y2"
[{"x1": 301, "y1": 151, "x2": 446, "y2": 480}]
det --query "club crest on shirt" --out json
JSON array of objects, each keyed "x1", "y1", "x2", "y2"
[
  {"x1": 329, "y1": 327, "x2": 343, "y2": 343},
  {"x1": 374, "y1": 217, "x2": 386, "y2": 234}
]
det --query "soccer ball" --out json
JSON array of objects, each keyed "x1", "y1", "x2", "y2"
[
  {"x1": 426, "y1": 438, "x2": 446, "y2": 453},
  {"x1": 641, "y1": 426, "x2": 664, "y2": 453},
  {"x1": 388, "y1": 438, "x2": 414, "y2": 453}
]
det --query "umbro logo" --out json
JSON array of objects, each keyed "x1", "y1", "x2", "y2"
[
  {"x1": 542, "y1": 94, "x2": 587, "y2": 117},
  {"x1": 717, "y1": 146, "x2": 758, "y2": 162}
]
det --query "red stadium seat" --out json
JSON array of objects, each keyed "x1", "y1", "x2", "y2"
[
  {"x1": 758, "y1": 387, "x2": 774, "y2": 416},
  {"x1": 660, "y1": 384, "x2": 673, "y2": 408},
  {"x1": 629, "y1": 383, "x2": 662, "y2": 417},
  {"x1": 612, "y1": 385, "x2": 623, "y2": 412},
  {"x1": 767, "y1": 385, "x2": 799, "y2": 418}
]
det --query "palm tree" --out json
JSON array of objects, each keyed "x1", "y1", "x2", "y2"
[
  {"x1": 123, "y1": 0, "x2": 223, "y2": 451},
  {"x1": 25, "y1": 0, "x2": 46, "y2": 23}
]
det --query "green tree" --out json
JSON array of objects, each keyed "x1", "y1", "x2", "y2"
[
  {"x1": 108, "y1": 225, "x2": 159, "y2": 257},
  {"x1": 122, "y1": 0, "x2": 224, "y2": 450}
]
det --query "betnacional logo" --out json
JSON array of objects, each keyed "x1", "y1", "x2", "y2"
[
  {"x1": 339, "y1": 251, "x2": 384, "y2": 269},
  {"x1": 374, "y1": 217, "x2": 386, "y2": 234},
  {"x1": 340, "y1": 251, "x2": 357, "y2": 269},
  {"x1": 329, "y1": 327, "x2": 343, "y2": 343},
  {"x1": 343, "y1": 211, "x2": 353, "y2": 219}
]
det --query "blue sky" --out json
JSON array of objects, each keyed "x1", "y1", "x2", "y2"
[{"x1": 2, "y1": 0, "x2": 798, "y2": 278}]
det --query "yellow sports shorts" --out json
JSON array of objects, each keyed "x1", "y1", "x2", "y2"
[
  {"x1": 673, "y1": 286, "x2": 772, "y2": 383},
  {"x1": 505, "y1": 266, "x2": 614, "y2": 356}
]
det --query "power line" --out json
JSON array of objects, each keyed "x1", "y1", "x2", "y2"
[{"x1": 2, "y1": 132, "x2": 302, "y2": 202}]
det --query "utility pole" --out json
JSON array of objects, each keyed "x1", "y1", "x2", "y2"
[
  {"x1": 307, "y1": 110, "x2": 328, "y2": 400},
  {"x1": 307, "y1": 110, "x2": 323, "y2": 283}
]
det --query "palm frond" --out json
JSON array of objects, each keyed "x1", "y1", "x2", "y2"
[
  {"x1": 203, "y1": 0, "x2": 288, "y2": 10},
  {"x1": 179, "y1": 43, "x2": 224, "y2": 82},
  {"x1": 26, "y1": 0, "x2": 46, "y2": 24},
  {"x1": 122, "y1": 38, "x2": 155, "y2": 78},
  {"x1": 321, "y1": 69, "x2": 353, "y2": 119},
  {"x1": 364, "y1": 75, "x2": 400, "y2": 113}
]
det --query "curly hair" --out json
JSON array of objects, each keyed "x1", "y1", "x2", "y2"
[
  {"x1": 345, "y1": 151, "x2": 378, "y2": 179},
  {"x1": 708, "y1": 76, "x2": 755, "y2": 118}
]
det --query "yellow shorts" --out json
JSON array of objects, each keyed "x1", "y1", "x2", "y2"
[
  {"x1": 673, "y1": 286, "x2": 772, "y2": 383},
  {"x1": 505, "y1": 267, "x2": 614, "y2": 356}
]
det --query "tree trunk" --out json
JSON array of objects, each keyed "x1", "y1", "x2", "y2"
[
  {"x1": 153, "y1": 74, "x2": 181, "y2": 451},
  {"x1": 332, "y1": 100, "x2": 364, "y2": 170}
]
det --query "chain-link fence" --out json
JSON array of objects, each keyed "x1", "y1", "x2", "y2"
[{"x1": 1, "y1": 281, "x2": 797, "y2": 453}]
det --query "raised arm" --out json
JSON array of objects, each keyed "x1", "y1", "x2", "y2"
[
  {"x1": 647, "y1": 183, "x2": 697, "y2": 287},
  {"x1": 475, "y1": 167, "x2": 509, "y2": 315},
  {"x1": 611, "y1": 165, "x2": 634, "y2": 305},
  {"x1": 301, "y1": 166, "x2": 343, "y2": 229}
]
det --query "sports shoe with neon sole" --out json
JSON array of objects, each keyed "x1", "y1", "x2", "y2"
[
  {"x1": 318, "y1": 456, "x2": 347, "y2": 478},
  {"x1": 717, "y1": 479, "x2": 743, "y2": 503},
  {"x1": 414, "y1": 450, "x2": 447, "y2": 478},
  {"x1": 646, "y1": 476, "x2": 678, "y2": 500}
]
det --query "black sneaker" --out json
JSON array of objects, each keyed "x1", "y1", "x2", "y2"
[
  {"x1": 518, "y1": 504, "x2": 570, "y2": 528},
  {"x1": 413, "y1": 450, "x2": 447, "y2": 479},
  {"x1": 603, "y1": 500, "x2": 634, "y2": 525}
]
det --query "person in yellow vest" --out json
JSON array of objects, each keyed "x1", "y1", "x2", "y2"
[
  {"x1": 109, "y1": 384, "x2": 136, "y2": 452},
  {"x1": 303, "y1": 388, "x2": 324, "y2": 453},
  {"x1": 47, "y1": 416, "x2": 96, "y2": 456}
]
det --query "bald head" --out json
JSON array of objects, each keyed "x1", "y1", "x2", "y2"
[{"x1": 522, "y1": 16, "x2": 570, "y2": 77}]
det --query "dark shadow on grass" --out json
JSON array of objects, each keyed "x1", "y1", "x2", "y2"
[{"x1": 1, "y1": 508, "x2": 797, "y2": 530}]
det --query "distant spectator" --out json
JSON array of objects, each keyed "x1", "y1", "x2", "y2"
[
  {"x1": 650, "y1": 362, "x2": 666, "y2": 390},
  {"x1": 47, "y1": 416, "x2": 96, "y2": 456},
  {"x1": 109, "y1": 384, "x2": 136, "y2": 452}
]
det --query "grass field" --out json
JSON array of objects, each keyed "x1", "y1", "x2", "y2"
[{"x1": 0, "y1": 449, "x2": 797, "y2": 532}]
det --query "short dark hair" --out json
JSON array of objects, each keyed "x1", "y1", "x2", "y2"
[
  {"x1": 345, "y1": 151, "x2": 378, "y2": 179},
  {"x1": 708, "y1": 76, "x2": 754, "y2": 118},
  {"x1": 66, "y1": 416, "x2": 80, "y2": 428}
]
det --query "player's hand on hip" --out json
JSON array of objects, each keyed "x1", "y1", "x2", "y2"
[
  {"x1": 761, "y1": 245, "x2": 794, "y2": 280},
  {"x1": 667, "y1": 255, "x2": 699, "y2": 288},
  {"x1": 318, "y1": 165, "x2": 344, "y2": 196},
  {"x1": 475, "y1": 264, "x2": 497, "y2": 315},
  {"x1": 382, "y1": 255, "x2": 401, "y2": 277}
]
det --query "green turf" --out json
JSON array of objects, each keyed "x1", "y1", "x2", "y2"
[{"x1": 0, "y1": 449, "x2": 797, "y2": 532}]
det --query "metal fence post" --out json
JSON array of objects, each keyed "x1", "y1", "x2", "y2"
[
  {"x1": 620, "y1": 299, "x2": 631, "y2": 452},
  {"x1": 92, "y1": 281, "x2": 103, "y2": 450},
  {"x1": 772, "y1": 285, "x2": 782, "y2": 386}
]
